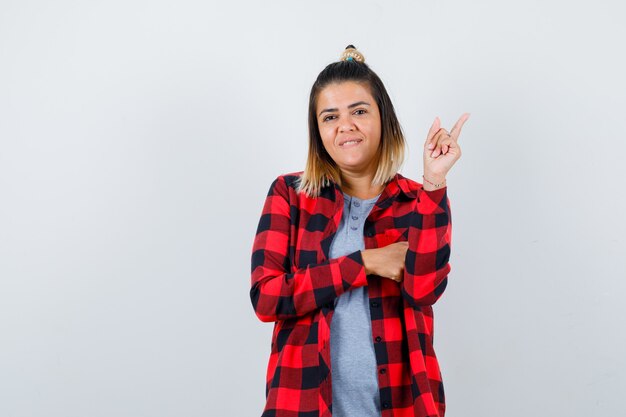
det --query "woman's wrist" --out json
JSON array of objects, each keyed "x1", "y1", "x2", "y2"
[
  {"x1": 422, "y1": 173, "x2": 446, "y2": 191},
  {"x1": 361, "y1": 249, "x2": 372, "y2": 275}
]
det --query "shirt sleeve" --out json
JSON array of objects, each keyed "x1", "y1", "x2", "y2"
[
  {"x1": 401, "y1": 185, "x2": 452, "y2": 307},
  {"x1": 250, "y1": 176, "x2": 369, "y2": 323}
]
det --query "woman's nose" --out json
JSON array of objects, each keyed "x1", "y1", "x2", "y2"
[{"x1": 339, "y1": 118, "x2": 355, "y2": 132}]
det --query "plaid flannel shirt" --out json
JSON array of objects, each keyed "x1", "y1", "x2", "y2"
[{"x1": 250, "y1": 171, "x2": 452, "y2": 417}]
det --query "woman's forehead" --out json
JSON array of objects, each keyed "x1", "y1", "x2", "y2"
[{"x1": 317, "y1": 81, "x2": 374, "y2": 107}]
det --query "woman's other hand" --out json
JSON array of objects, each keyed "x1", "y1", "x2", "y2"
[
  {"x1": 361, "y1": 242, "x2": 409, "y2": 283},
  {"x1": 423, "y1": 113, "x2": 470, "y2": 186}
]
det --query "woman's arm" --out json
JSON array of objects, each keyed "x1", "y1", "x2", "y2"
[
  {"x1": 250, "y1": 176, "x2": 368, "y2": 322},
  {"x1": 400, "y1": 112, "x2": 467, "y2": 307},
  {"x1": 401, "y1": 186, "x2": 452, "y2": 307}
]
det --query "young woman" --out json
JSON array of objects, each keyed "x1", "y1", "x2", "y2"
[{"x1": 250, "y1": 45, "x2": 469, "y2": 417}]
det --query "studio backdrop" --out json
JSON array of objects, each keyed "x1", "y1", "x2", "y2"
[{"x1": 1, "y1": 1, "x2": 624, "y2": 416}]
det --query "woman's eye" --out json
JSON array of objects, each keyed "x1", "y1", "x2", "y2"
[{"x1": 322, "y1": 110, "x2": 365, "y2": 122}]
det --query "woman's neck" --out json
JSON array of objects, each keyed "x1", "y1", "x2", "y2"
[{"x1": 340, "y1": 172, "x2": 385, "y2": 200}]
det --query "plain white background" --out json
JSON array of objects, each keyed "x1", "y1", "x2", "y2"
[{"x1": 1, "y1": 1, "x2": 625, "y2": 416}]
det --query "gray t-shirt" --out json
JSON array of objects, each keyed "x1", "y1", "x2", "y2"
[{"x1": 329, "y1": 191, "x2": 382, "y2": 417}]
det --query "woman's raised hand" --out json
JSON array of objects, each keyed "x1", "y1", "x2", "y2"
[{"x1": 423, "y1": 113, "x2": 470, "y2": 184}]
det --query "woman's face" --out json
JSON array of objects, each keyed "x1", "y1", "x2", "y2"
[{"x1": 316, "y1": 81, "x2": 382, "y2": 176}]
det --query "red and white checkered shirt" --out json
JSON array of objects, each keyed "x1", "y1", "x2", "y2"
[{"x1": 250, "y1": 171, "x2": 452, "y2": 417}]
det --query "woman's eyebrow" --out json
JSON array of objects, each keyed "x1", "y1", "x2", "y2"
[{"x1": 318, "y1": 101, "x2": 371, "y2": 117}]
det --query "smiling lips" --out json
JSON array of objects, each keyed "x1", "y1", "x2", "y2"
[{"x1": 339, "y1": 138, "x2": 363, "y2": 147}]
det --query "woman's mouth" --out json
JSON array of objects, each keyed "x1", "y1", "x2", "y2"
[{"x1": 340, "y1": 139, "x2": 362, "y2": 148}]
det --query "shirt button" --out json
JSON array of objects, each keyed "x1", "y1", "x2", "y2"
[
  {"x1": 366, "y1": 230, "x2": 373, "y2": 237},
  {"x1": 371, "y1": 301, "x2": 379, "y2": 307},
  {"x1": 379, "y1": 368, "x2": 386, "y2": 374},
  {"x1": 382, "y1": 401, "x2": 390, "y2": 409},
  {"x1": 351, "y1": 215, "x2": 358, "y2": 220},
  {"x1": 353, "y1": 201, "x2": 360, "y2": 207},
  {"x1": 375, "y1": 336, "x2": 382, "y2": 342},
  {"x1": 350, "y1": 226, "x2": 358, "y2": 231}
]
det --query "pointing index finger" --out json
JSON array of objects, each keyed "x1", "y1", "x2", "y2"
[{"x1": 449, "y1": 113, "x2": 470, "y2": 141}]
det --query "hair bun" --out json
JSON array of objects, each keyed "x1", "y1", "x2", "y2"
[{"x1": 340, "y1": 45, "x2": 365, "y2": 63}]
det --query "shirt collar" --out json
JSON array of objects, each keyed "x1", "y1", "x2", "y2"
[
  {"x1": 330, "y1": 172, "x2": 417, "y2": 204},
  {"x1": 390, "y1": 172, "x2": 418, "y2": 200}
]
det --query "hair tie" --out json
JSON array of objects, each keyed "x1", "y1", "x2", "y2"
[{"x1": 340, "y1": 45, "x2": 365, "y2": 63}]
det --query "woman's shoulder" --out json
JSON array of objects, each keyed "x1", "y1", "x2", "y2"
[
  {"x1": 262, "y1": 171, "x2": 304, "y2": 200},
  {"x1": 275, "y1": 170, "x2": 304, "y2": 188},
  {"x1": 389, "y1": 172, "x2": 425, "y2": 200},
  {"x1": 394, "y1": 172, "x2": 423, "y2": 190}
]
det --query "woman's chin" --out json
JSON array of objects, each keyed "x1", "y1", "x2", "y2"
[{"x1": 337, "y1": 158, "x2": 373, "y2": 172}]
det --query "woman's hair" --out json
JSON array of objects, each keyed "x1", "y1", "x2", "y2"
[{"x1": 296, "y1": 45, "x2": 406, "y2": 198}]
